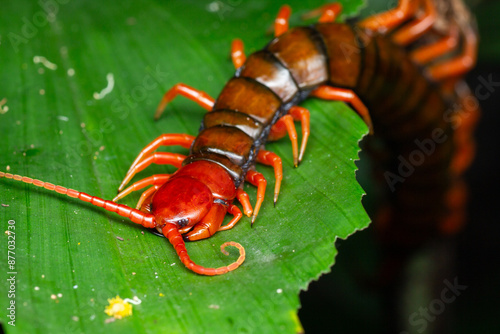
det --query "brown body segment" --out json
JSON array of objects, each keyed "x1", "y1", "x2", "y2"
[
  {"x1": 376, "y1": 47, "x2": 419, "y2": 112},
  {"x1": 355, "y1": 30, "x2": 378, "y2": 96},
  {"x1": 314, "y1": 23, "x2": 361, "y2": 88},
  {"x1": 203, "y1": 110, "x2": 263, "y2": 140},
  {"x1": 267, "y1": 27, "x2": 328, "y2": 89},
  {"x1": 294, "y1": 19, "x2": 468, "y2": 243},
  {"x1": 183, "y1": 152, "x2": 244, "y2": 185},
  {"x1": 364, "y1": 36, "x2": 394, "y2": 103},
  {"x1": 214, "y1": 77, "x2": 282, "y2": 125},
  {"x1": 192, "y1": 126, "x2": 255, "y2": 167},
  {"x1": 239, "y1": 50, "x2": 299, "y2": 103},
  {"x1": 197, "y1": 76, "x2": 285, "y2": 177}
]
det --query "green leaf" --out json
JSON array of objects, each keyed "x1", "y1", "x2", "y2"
[{"x1": 0, "y1": 0, "x2": 368, "y2": 333}]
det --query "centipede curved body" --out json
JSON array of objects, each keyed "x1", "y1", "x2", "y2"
[
  {"x1": 0, "y1": 0, "x2": 479, "y2": 275},
  {"x1": 180, "y1": 1, "x2": 478, "y2": 250}
]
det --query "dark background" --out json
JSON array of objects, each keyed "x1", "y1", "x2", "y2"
[{"x1": 299, "y1": 0, "x2": 500, "y2": 333}]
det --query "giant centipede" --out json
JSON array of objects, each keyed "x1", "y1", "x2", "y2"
[{"x1": 0, "y1": 0, "x2": 479, "y2": 275}]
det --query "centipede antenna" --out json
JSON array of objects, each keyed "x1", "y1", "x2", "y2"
[{"x1": 0, "y1": 172, "x2": 156, "y2": 228}]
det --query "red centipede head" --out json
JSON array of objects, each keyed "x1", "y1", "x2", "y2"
[
  {"x1": 136, "y1": 160, "x2": 238, "y2": 239},
  {"x1": 148, "y1": 176, "x2": 213, "y2": 229}
]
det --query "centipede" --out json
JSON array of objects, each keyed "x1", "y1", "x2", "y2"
[{"x1": 0, "y1": 0, "x2": 479, "y2": 275}]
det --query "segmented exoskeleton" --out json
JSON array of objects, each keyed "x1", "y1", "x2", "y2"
[{"x1": 1, "y1": 0, "x2": 479, "y2": 275}]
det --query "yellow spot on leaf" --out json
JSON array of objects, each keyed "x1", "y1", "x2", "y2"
[{"x1": 105, "y1": 296, "x2": 133, "y2": 319}]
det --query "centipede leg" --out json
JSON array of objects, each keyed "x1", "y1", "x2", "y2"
[
  {"x1": 231, "y1": 39, "x2": 246, "y2": 69},
  {"x1": 118, "y1": 152, "x2": 186, "y2": 191},
  {"x1": 274, "y1": 5, "x2": 291, "y2": 37},
  {"x1": 236, "y1": 189, "x2": 253, "y2": 217},
  {"x1": 184, "y1": 203, "x2": 227, "y2": 241},
  {"x1": 440, "y1": 180, "x2": 467, "y2": 235},
  {"x1": 450, "y1": 84, "x2": 480, "y2": 175},
  {"x1": 114, "y1": 174, "x2": 170, "y2": 202},
  {"x1": 122, "y1": 134, "x2": 195, "y2": 184},
  {"x1": 427, "y1": 24, "x2": 477, "y2": 81},
  {"x1": 155, "y1": 83, "x2": 215, "y2": 120},
  {"x1": 256, "y1": 150, "x2": 283, "y2": 206},
  {"x1": 245, "y1": 170, "x2": 267, "y2": 226},
  {"x1": 136, "y1": 184, "x2": 162, "y2": 210},
  {"x1": 172, "y1": 204, "x2": 242, "y2": 238},
  {"x1": 301, "y1": 3, "x2": 342, "y2": 23},
  {"x1": 289, "y1": 106, "x2": 310, "y2": 164},
  {"x1": 218, "y1": 205, "x2": 243, "y2": 231},
  {"x1": 411, "y1": 25, "x2": 460, "y2": 64},
  {"x1": 310, "y1": 85, "x2": 373, "y2": 134},
  {"x1": 392, "y1": 0, "x2": 436, "y2": 45},
  {"x1": 359, "y1": 0, "x2": 419, "y2": 33},
  {"x1": 176, "y1": 226, "x2": 191, "y2": 235},
  {"x1": 268, "y1": 115, "x2": 299, "y2": 167}
]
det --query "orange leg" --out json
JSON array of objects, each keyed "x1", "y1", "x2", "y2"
[
  {"x1": 136, "y1": 184, "x2": 161, "y2": 210},
  {"x1": 449, "y1": 88, "x2": 480, "y2": 175},
  {"x1": 118, "y1": 152, "x2": 185, "y2": 191},
  {"x1": 392, "y1": 0, "x2": 436, "y2": 46},
  {"x1": 269, "y1": 115, "x2": 299, "y2": 167},
  {"x1": 184, "y1": 203, "x2": 227, "y2": 241},
  {"x1": 275, "y1": 5, "x2": 291, "y2": 37},
  {"x1": 218, "y1": 204, "x2": 243, "y2": 231},
  {"x1": 113, "y1": 174, "x2": 170, "y2": 202},
  {"x1": 359, "y1": 0, "x2": 418, "y2": 33},
  {"x1": 178, "y1": 225, "x2": 192, "y2": 235},
  {"x1": 154, "y1": 83, "x2": 215, "y2": 120},
  {"x1": 245, "y1": 170, "x2": 267, "y2": 226},
  {"x1": 302, "y1": 3, "x2": 342, "y2": 23},
  {"x1": 440, "y1": 180, "x2": 467, "y2": 235},
  {"x1": 231, "y1": 38, "x2": 246, "y2": 69},
  {"x1": 269, "y1": 107, "x2": 310, "y2": 165},
  {"x1": 289, "y1": 106, "x2": 310, "y2": 164},
  {"x1": 310, "y1": 85, "x2": 373, "y2": 134},
  {"x1": 411, "y1": 25, "x2": 459, "y2": 64},
  {"x1": 427, "y1": 25, "x2": 477, "y2": 81},
  {"x1": 123, "y1": 133, "x2": 195, "y2": 180},
  {"x1": 256, "y1": 150, "x2": 283, "y2": 206},
  {"x1": 236, "y1": 189, "x2": 253, "y2": 217},
  {"x1": 182, "y1": 203, "x2": 242, "y2": 241}
]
